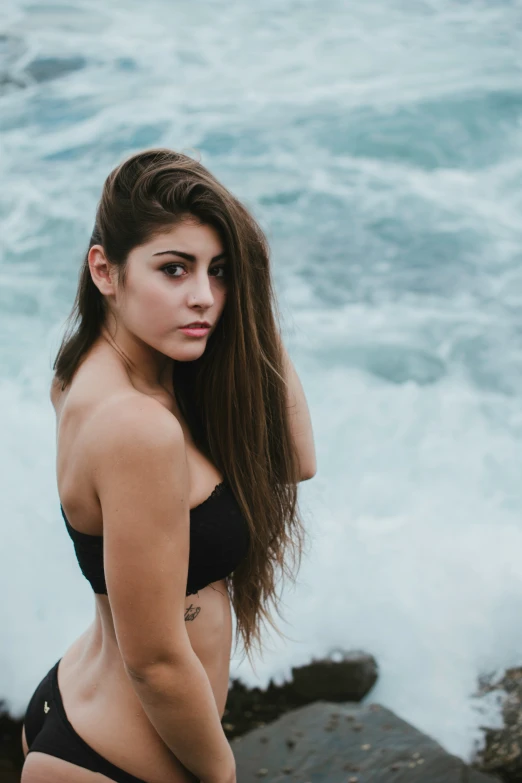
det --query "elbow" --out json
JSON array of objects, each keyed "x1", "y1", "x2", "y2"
[
  {"x1": 123, "y1": 644, "x2": 193, "y2": 684},
  {"x1": 125, "y1": 655, "x2": 187, "y2": 691}
]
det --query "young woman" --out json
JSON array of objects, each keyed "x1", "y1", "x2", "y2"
[{"x1": 20, "y1": 149, "x2": 316, "y2": 783}]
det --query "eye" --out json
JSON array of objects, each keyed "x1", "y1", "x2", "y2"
[
  {"x1": 160, "y1": 263, "x2": 227, "y2": 279},
  {"x1": 161, "y1": 263, "x2": 184, "y2": 277},
  {"x1": 210, "y1": 265, "x2": 227, "y2": 278}
]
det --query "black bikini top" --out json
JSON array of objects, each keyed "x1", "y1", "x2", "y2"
[{"x1": 60, "y1": 480, "x2": 250, "y2": 596}]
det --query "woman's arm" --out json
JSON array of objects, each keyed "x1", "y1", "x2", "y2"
[
  {"x1": 279, "y1": 339, "x2": 317, "y2": 481},
  {"x1": 91, "y1": 396, "x2": 236, "y2": 783}
]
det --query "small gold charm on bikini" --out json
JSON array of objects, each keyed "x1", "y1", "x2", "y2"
[{"x1": 43, "y1": 701, "x2": 50, "y2": 713}]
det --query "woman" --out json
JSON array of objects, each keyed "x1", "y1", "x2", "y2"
[{"x1": 20, "y1": 148, "x2": 316, "y2": 783}]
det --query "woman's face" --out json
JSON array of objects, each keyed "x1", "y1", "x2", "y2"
[{"x1": 98, "y1": 216, "x2": 229, "y2": 362}]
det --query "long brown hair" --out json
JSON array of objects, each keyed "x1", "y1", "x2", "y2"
[{"x1": 53, "y1": 148, "x2": 307, "y2": 666}]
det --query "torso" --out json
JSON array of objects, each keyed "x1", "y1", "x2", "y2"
[{"x1": 52, "y1": 342, "x2": 233, "y2": 783}]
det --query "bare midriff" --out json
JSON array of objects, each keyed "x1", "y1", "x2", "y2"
[{"x1": 57, "y1": 581, "x2": 233, "y2": 783}]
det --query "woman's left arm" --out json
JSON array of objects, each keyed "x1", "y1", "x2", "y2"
[{"x1": 280, "y1": 341, "x2": 317, "y2": 481}]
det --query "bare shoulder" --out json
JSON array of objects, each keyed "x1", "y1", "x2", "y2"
[{"x1": 86, "y1": 391, "x2": 185, "y2": 462}]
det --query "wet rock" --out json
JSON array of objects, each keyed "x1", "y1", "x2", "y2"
[
  {"x1": 223, "y1": 650, "x2": 377, "y2": 740},
  {"x1": 0, "y1": 699, "x2": 24, "y2": 782},
  {"x1": 472, "y1": 666, "x2": 522, "y2": 782},
  {"x1": 232, "y1": 701, "x2": 501, "y2": 783},
  {"x1": 291, "y1": 649, "x2": 378, "y2": 703}
]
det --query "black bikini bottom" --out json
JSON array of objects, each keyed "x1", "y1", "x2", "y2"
[{"x1": 23, "y1": 658, "x2": 149, "y2": 782}]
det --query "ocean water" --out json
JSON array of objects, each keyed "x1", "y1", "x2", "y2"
[{"x1": 2, "y1": 0, "x2": 522, "y2": 762}]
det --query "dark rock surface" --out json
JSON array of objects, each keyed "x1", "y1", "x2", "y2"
[
  {"x1": 472, "y1": 666, "x2": 522, "y2": 782},
  {"x1": 291, "y1": 650, "x2": 378, "y2": 704},
  {"x1": 231, "y1": 700, "x2": 501, "y2": 783},
  {"x1": 223, "y1": 651, "x2": 378, "y2": 740},
  {"x1": 0, "y1": 700, "x2": 24, "y2": 783}
]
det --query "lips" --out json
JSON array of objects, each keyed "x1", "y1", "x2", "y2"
[{"x1": 181, "y1": 322, "x2": 210, "y2": 328}]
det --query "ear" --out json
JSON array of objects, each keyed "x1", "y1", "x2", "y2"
[{"x1": 88, "y1": 244, "x2": 117, "y2": 296}]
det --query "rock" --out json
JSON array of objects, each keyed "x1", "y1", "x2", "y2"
[
  {"x1": 224, "y1": 650, "x2": 377, "y2": 740},
  {"x1": 472, "y1": 666, "x2": 522, "y2": 782},
  {"x1": 0, "y1": 699, "x2": 24, "y2": 781},
  {"x1": 232, "y1": 701, "x2": 501, "y2": 783},
  {"x1": 290, "y1": 649, "x2": 378, "y2": 703}
]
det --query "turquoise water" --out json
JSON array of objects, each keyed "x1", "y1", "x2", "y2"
[{"x1": 2, "y1": 0, "x2": 522, "y2": 760}]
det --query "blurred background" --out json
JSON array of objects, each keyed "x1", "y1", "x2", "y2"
[{"x1": 2, "y1": 0, "x2": 522, "y2": 763}]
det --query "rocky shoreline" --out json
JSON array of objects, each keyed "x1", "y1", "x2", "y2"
[{"x1": 1, "y1": 650, "x2": 517, "y2": 783}]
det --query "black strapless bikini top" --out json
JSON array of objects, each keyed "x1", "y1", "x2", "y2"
[{"x1": 60, "y1": 480, "x2": 250, "y2": 596}]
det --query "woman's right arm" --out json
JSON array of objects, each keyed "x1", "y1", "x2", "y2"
[{"x1": 89, "y1": 394, "x2": 236, "y2": 783}]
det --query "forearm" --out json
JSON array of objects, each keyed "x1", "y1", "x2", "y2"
[
  {"x1": 279, "y1": 341, "x2": 317, "y2": 479},
  {"x1": 127, "y1": 650, "x2": 235, "y2": 783}
]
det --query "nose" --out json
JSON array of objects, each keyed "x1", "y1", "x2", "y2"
[{"x1": 187, "y1": 268, "x2": 215, "y2": 309}]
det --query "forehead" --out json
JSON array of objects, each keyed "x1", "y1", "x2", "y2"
[{"x1": 141, "y1": 219, "x2": 225, "y2": 257}]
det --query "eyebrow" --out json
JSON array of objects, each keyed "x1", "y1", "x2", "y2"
[{"x1": 152, "y1": 250, "x2": 226, "y2": 262}]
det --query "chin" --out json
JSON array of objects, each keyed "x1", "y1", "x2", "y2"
[{"x1": 170, "y1": 343, "x2": 208, "y2": 362}]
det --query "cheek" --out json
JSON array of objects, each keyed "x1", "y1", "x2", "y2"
[
  {"x1": 126, "y1": 278, "x2": 178, "y2": 325},
  {"x1": 142, "y1": 277, "x2": 179, "y2": 308}
]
